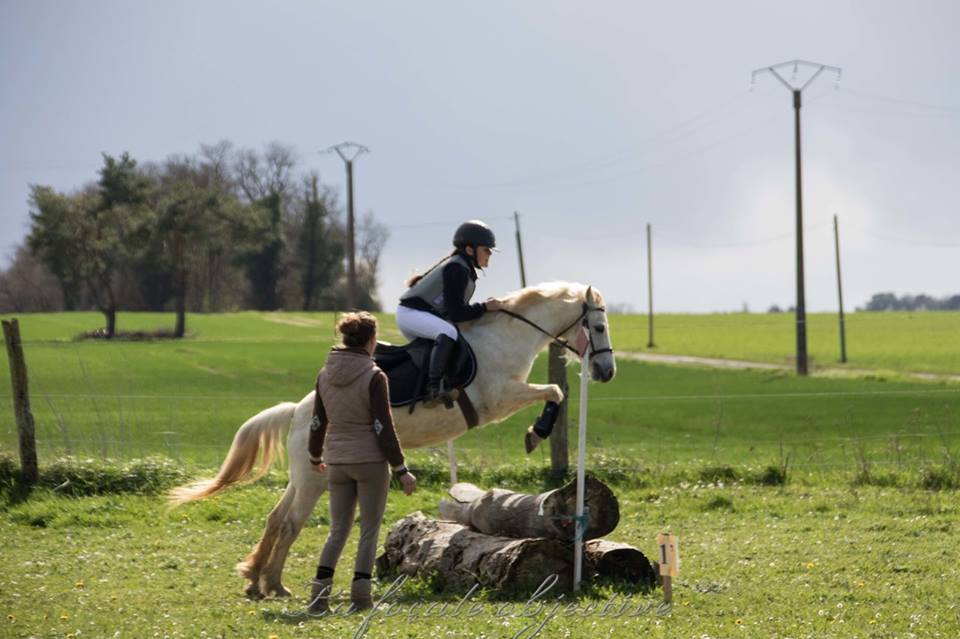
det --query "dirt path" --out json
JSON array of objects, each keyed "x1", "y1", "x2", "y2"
[{"x1": 618, "y1": 351, "x2": 960, "y2": 384}]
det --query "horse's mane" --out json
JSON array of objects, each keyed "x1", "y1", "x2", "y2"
[
  {"x1": 501, "y1": 281, "x2": 604, "y2": 313},
  {"x1": 465, "y1": 281, "x2": 603, "y2": 328}
]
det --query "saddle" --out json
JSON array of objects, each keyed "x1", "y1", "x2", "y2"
[{"x1": 373, "y1": 335, "x2": 479, "y2": 427}]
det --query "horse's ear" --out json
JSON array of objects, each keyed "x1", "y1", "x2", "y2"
[{"x1": 586, "y1": 286, "x2": 595, "y2": 304}]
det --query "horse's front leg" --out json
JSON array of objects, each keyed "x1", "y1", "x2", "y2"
[
  {"x1": 499, "y1": 381, "x2": 564, "y2": 408},
  {"x1": 498, "y1": 383, "x2": 563, "y2": 455},
  {"x1": 494, "y1": 381, "x2": 566, "y2": 454}
]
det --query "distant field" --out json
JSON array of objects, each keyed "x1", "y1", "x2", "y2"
[
  {"x1": 611, "y1": 311, "x2": 960, "y2": 375},
  {"x1": 1, "y1": 311, "x2": 958, "y2": 474}
]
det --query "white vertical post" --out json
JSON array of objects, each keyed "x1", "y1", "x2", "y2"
[
  {"x1": 573, "y1": 350, "x2": 589, "y2": 591},
  {"x1": 447, "y1": 440, "x2": 458, "y2": 485}
]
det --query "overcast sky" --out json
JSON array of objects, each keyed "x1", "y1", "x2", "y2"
[{"x1": 2, "y1": 0, "x2": 957, "y2": 313}]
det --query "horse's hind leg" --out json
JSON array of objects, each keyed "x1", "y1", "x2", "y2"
[
  {"x1": 258, "y1": 475, "x2": 327, "y2": 598},
  {"x1": 237, "y1": 484, "x2": 297, "y2": 599}
]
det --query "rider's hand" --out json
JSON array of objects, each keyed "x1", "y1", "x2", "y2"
[
  {"x1": 486, "y1": 298, "x2": 503, "y2": 311},
  {"x1": 311, "y1": 462, "x2": 327, "y2": 473},
  {"x1": 400, "y1": 472, "x2": 417, "y2": 496}
]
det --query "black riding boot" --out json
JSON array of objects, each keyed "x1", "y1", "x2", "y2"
[{"x1": 425, "y1": 334, "x2": 457, "y2": 408}]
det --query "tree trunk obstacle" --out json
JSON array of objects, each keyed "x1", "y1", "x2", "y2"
[
  {"x1": 377, "y1": 475, "x2": 656, "y2": 592},
  {"x1": 437, "y1": 474, "x2": 619, "y2": 541}
]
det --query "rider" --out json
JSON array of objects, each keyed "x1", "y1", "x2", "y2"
[{"x1": 397, "y1": 220, "x2": 503, "y2": 406}]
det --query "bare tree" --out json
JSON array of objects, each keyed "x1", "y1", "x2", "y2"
[
  {"x1": 233, "y1": 142, "x2": 297, "y2": 204},
  {"x1": 355, "y1": 210, "x2": 389, "y2": 310},
  {"x1": 0, "y1": 245, "x2": 62, "y2": 312}
]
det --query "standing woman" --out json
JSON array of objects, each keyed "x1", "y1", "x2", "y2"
[
  {"x1": 397, "y1": 220, "x2": 503, "y2": 406},
  {"x1": 307, "y1": 311, "x2": 417, "y2": 615}
]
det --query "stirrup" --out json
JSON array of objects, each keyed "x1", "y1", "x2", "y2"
[{"x1": 424, "y1": 385, "x2": 459, "y2": 409}]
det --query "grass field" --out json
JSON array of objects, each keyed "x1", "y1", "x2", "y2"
[
  {"x1": 612, "y1": 311, "x2": 960, "y2": 375},
  {"x1": 1, "y1": 310, "x2": 959, "y2": 637},
  {"x1": 1, "y1": 481, "x2": 957, "y2": 638},
  {"x1": 1, "y1": 311, "x2": 958, "y2": 471}
]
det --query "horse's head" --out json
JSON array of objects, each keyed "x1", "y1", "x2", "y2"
[{"x1": 581, "y1": 286, "x2": 616, "y2": 383}]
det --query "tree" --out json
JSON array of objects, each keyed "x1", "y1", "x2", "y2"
[
  {"x1": 354, "y1": 210, "x2": 389, "y2": 311},
  {"x1": 78, "y1": 153, "x2": 154, "y2": 337},
  {"x1": 231, "y1": 143, "x2": 298, "y2": 310},
  {"x1": 0, "y1": 245, "x2": 62, "y2": 312},
  {"x1": 297, "y1": 173, "x2": 344, "y2": 310},
  {"x1": 27, "y1": 186, "x2": 84, "y2": 310},
  {"x1": 156, "y1": 180, "x2": 215, "y2": 336}
]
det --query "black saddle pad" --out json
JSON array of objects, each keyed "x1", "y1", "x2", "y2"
[{"x1": 374, "y1": 335, "x2": 477, "y2": 407}]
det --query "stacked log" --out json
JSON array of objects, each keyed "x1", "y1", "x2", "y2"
[
  {"x1": 374, "y1": 511, "x2": 576, "y2": 592},
  {"x1": 376, "y1": 475, "x2": 656, "y2": 592},
  {"x1": 437, "y1": 474, "x2": 619, "y2": 541}
]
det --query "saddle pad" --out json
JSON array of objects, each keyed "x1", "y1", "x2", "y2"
[{"x1": 373, "y1": 336, "x2": 477, "y2": 407}]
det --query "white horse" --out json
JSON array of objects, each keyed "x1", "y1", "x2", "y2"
[{"x1": 168, "y1": 282, "x2": 616, "y2": 599}]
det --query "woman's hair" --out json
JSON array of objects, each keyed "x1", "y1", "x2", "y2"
[
  {"x1": 405, "y1": 249, "x2": 459, "y2": 288},
  {"x1": 336, "y1": 311, "x2": 377, "y2": 348}
]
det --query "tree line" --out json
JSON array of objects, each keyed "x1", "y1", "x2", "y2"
[
  {"x1": 860, "y1": 292, "x2": 960, "y2": 312},
  {"x1": 0, "y1": 141, "x2": 388, "y2": 337}
]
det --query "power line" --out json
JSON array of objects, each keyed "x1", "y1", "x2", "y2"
[
  {"x1": 437, "y1": 90, "x2": 774, "y2": 190},
  {"x1": 841, "y1": 88, "x2": 960, "y2": 113}
]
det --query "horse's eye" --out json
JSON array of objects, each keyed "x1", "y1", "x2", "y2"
[{"x1": 594, "y1": 325, "x2": 605, "y2": 333}]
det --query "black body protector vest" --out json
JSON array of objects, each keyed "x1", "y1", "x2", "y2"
[{"x1": 400, "y1": 253, "x2": 476, "y2": 318}]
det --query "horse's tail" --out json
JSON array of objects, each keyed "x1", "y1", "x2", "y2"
[{"x1": 167, "y1": 401, "x2": 297, "y2": 507}]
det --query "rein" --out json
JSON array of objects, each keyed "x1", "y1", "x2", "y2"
[{"x1": 498, "y1": 302, "x2": 614, "y2": 360}]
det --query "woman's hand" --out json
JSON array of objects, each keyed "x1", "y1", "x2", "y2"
[
  {"x1": 400, "y1": 472, "x2": 417, "y2": 496},
  {"x1": 485, "y1": 298, "x2": 504, "y2": 311},
  {"x1": 311, "y1": 461, "x2": 327, "y2": 473}
]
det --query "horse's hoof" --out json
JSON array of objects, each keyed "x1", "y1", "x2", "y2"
[
  {"x1": 524, "y1": 427, "x2": 542, "y2": 454},
  {"x1": 270, "y1": 584, "x2": 293, "y2": 598},
  {"x1": 245, "y1": 583, "x2": 265, "y2": 600}
]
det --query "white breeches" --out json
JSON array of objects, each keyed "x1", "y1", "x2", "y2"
[{"x1": 395, "y1": 306, "x2": 457, "y2": 341}]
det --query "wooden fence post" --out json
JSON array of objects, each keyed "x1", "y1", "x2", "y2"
[
  {"x1": 3, "y1": 319, "x2": 38, "y2": 484},
  {"x1": 548, "y1": 343, "x2": 569, "y2": 479}
]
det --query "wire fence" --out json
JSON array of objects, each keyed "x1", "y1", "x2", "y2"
[{"x1": 3, "y1": 379, "x2": 958, "y2": 480}]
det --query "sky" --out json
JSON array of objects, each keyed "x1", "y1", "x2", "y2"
[{"x1": 1, "y1": 0, "x2": 958, "y2": 313}]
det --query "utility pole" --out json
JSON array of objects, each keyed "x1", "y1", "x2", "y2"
[
  {"x1": 513, "y1": 211, "x2": 527, "y2": 288},
  {"x1": 646, "y1": 223, "x2": 655, "y2": 348},
  {"x1": 834, "y1": 214, "x2": 847, "y2": 363},
  {"x1": 752, "y1": 60, "x2": 841, "y2": 376},
  {"x1": 324, "y1": 142, "x2": 369, "y2": 310}
]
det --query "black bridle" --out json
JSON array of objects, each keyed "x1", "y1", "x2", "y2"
[{"x1": 499, "y1": 301, "x2": 614, "y2": 360}]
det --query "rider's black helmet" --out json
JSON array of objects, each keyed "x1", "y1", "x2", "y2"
[{"x1": 453, "y1": 220, "x2": 496, "y2": 249}]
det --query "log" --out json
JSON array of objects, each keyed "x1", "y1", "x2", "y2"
[
  {"x1": 375, "y1": 511, "x2": 575, "y2": 592},
  {"x1": 584, "y1": 540, "x2": 657, "y2": 587},
  {"x1": 438, "y1": 474, "x2": 619, "y2": 542}
]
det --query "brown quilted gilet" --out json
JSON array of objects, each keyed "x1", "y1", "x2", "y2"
[{"x1": 316, "y1": 348, "x2": 384, "y2": 464}]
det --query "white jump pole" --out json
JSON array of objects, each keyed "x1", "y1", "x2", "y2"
[
  {"x1": 447, "y1": 440, "x2": 458, "y2": 485},
  {"x1": 573, "y1": 348, "x2": 589, "y2": 591}
]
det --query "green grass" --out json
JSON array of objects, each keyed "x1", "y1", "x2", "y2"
[
  {"x1": 1, "y1": 480, "x2": 958, "y2": 637},
  {"x1": 1, "y1": 311, "x2": 958, "y2": 472},
  {"x1": 1, "y1": 311, "x2": 960, "y2": 636}
]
